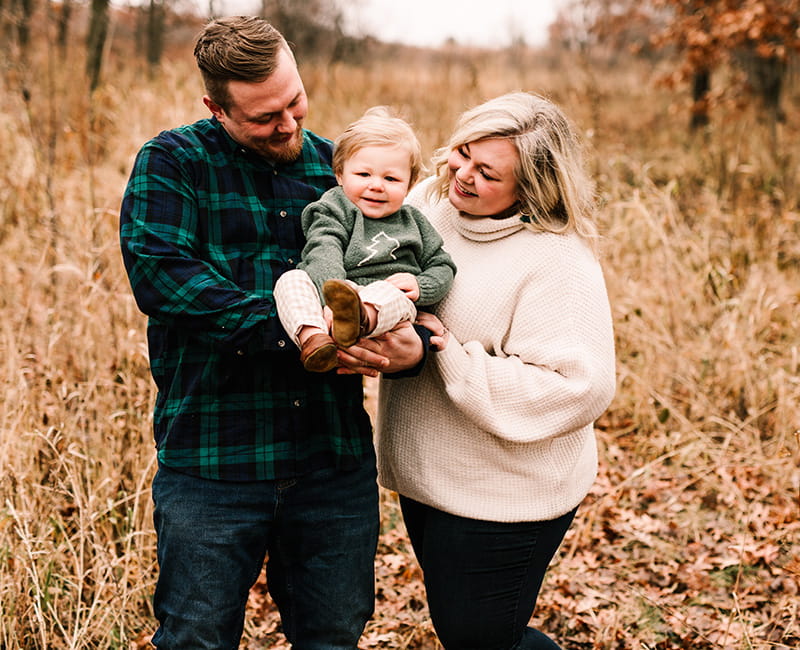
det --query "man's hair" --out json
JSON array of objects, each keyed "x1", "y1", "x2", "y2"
[
  {"x1": 332, "y1": 106, "x2": 425, "y2": 187},
  {"x1": 193, "y1": 16, "x2": 292, "y2": 111}
]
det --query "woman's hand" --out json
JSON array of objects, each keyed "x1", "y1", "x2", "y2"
[
  {"x1": 337, "y1": 320, "x2": 424, "y2": 376},
  {"x1": 415, "y1": 311, "x2": 450, "y2": 351}
]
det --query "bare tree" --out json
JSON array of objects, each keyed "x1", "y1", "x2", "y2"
[
  {"x1": 56, "y1": 0, "x2": 72, "y2": 53},
  {"x1": 260, "y1": 0, "x2": 346, "y2": 60},
  {"x1": 86, "y1": 0, "x2": 109, "y2": 91},
  {"x1": 689, "y1": 68, "x2": 711, "y2": 131},
  {"x1": 146, "y1": 0, "x2": 166, "y2": 73},
  {"x1": 17, "y1": 0, "x2": 35, "y2": 58},
  {"x1": 736, "y1": 48, "x2": 787, "y2": 145}
]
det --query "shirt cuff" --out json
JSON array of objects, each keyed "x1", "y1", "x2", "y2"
[{"x1": 383, "y1": 323, "x2": 432, "y2": 379}]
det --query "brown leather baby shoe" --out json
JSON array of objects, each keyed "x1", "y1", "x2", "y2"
[{"x1": 299, "y1": 332, "x2": 338, "y2": 372}]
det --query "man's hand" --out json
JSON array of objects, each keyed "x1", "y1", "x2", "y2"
[
  {"x1": 337, "y1": 320, "x2": 424, "y2": 377},
  {"x1": 385, "y1": 272, "x2": 420, "y2": 302}
]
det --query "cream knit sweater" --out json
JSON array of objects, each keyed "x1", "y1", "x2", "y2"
[{"x1": 376, "y1": 178, "x2": 616, "y2": 522}]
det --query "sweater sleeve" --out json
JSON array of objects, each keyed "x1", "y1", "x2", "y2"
[
  {"x1": 434, "y1": 246, "x2": 616, "y2": 444},
  {"x1": 408, "y1": 205, "x2": 456, "y2": 306},
  {"x1": 297, "y1": 192, "x2": 354, "y2": 298},
  {"x1": 120, "y1": 138, "x2": 279, "y2": 351}
]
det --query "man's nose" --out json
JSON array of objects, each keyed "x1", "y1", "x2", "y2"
[{"x1": 275, "y1": 110, "x2": 297, "y2": 133}]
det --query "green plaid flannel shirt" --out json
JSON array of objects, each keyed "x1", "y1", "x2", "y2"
[{"x1": 120, "y1": 118, "x2": 373, "y2": 481}]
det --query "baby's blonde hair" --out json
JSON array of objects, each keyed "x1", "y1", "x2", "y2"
[{"x1": 333, "y1": 107, "x2": 425, "y2": 187}]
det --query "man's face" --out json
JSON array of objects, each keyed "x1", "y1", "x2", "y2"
[{"x1": 204, "y1": 48, "x2": 308, "y2": 163}]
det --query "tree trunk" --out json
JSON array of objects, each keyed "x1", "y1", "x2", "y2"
[
  {"x1": 744, "y1": 52, "x2": 785, "y2": 140},
  {"x1": 17, "y1": 0, "x2": 35, "y2": 58},
  {"x1": 146, "y1": 0, "x2": 165, "y2": 73},
  {"x1": 690, "y1": 68, "x2": 711, "y2": 131},
  {"x1": 86, "y1": 0, "x2": 109, "y2": 91},
  {"x1": 56, "y1": 0, "x2": 72, "y2": 53}
]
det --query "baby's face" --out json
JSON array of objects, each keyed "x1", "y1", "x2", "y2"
[{"x1": 336, "y1": 145, "x2": 412, "y2": 219}]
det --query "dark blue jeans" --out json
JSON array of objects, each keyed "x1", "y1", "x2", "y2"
[
  {"x1": 150, "y1": 461, "x2": 379, "y2": 649},
  {"x1": 400, "y1": 497, "x2": 577, "y2": 650}
]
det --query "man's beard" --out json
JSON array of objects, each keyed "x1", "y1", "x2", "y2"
[{"x1": 258, "y1": 128, "x2": 304, "y2": 164}]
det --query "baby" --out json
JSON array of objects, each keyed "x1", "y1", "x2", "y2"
[{"x1": 274, "y1": 106, "x2": 456, "y2": 372}]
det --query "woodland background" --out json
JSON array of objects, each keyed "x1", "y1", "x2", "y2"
[{"x1": 0, "y1": 0, "x2": 799, "y2": 648}]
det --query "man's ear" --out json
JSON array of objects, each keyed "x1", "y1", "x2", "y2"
[{"x1": 203, "y1": 95, "x2": 224, "y2": 119}]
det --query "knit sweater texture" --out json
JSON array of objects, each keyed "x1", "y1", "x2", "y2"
[
  {"x1": 376, "y1": 178, "x2": 616, "y2": 522},
  {"x1": 298, "y1": 186, "x2": 456, "y2": 306}
]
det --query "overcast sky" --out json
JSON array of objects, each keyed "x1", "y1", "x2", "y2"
[
  {"x1": 208, "y1": 0, "x2": 561, "y2": 49},
  {"x1": 341, "y1": 0, "x2": 560, "y2": 48}
]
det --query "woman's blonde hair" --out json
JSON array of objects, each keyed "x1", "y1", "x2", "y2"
[
  {"x1": 430, "y1": 92, "x2": 598, "y2": 247},
  {"x1": 333, "y1": 107, "x2": 425, "y2": 187}
]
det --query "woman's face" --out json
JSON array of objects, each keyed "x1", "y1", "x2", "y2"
[{"x1": 447, "y1": 138, "x2": 519, "y2": 218}]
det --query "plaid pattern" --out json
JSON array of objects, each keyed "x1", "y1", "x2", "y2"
[
  {"x1": 275, "y1": 271, "x2": 417, "y2": 346},
  {"x1": 119, "y1": 118, "x2": 373, "y2": 481}
]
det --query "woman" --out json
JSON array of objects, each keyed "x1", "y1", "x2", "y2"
[{"x1": 375, "y1": 92, "x2": 617, "y2": 649}]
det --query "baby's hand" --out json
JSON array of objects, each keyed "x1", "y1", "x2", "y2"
[{"x1": 385, "y1": 272, "x2": 419, "y2": 302}]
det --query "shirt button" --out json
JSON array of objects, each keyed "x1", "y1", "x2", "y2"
[
  {"x1": 287, "y1": 258, "x2": 295, "y2": 265},
  {"x1": 280, "y1": 210, "x2": 287, "y2": 218},
  {"x1": 236, "y1": 349, "x2": 244, "y2": 356},
  {"x1": 277, "y1": 339, "x2": 286, "y2": 348},
  {"x1": 273, "y1": 169, "x2": 278, "y2": 175},
  {"x1": 293, "y1": 399, "x2": 301, "y2": 407}
]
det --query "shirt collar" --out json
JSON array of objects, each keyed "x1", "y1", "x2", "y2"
[{"x1": 210, "y1": 116, "x2": 302, "y2": 170}]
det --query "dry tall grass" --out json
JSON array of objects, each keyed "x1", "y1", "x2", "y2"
[{"x1": 1, "y1": 26, "x2": 798, "y2": 649}]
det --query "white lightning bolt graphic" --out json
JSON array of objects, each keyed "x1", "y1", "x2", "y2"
[{"x1": 357, "y1": 231, "x2": 400, "y2": 267}]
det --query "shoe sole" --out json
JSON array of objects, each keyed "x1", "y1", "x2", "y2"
[
  {"x1": 302, "y1": 342, "x2": 338, "y2": 372},
  {"x1": 322, "y1": 280, "x2": 362, "y2": 348}
]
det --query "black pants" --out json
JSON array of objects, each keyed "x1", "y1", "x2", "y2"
[{"x1": 400, "y1": 496, "x2": 577, "y2": 650}]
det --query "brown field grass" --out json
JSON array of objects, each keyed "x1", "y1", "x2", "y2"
[{"x1": 1, "y1": 23, "x2": 798, "y2": 650}]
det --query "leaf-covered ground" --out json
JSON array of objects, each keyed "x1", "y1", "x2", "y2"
[{"x1": 234, "y1": 417, "x2": 799, "y2": 649}]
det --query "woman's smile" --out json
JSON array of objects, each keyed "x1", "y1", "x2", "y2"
[{"x1": 452, "y1": 179, "x2": 478, "y2": 197}]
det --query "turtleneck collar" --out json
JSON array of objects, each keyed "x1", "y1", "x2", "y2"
[{"x1": 450, "y1": 208, "x2": 527, "y2": 242}]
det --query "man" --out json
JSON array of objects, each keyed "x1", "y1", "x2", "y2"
[{"x1": 120, "y1": 16, "x2": 423, "y2": 649}]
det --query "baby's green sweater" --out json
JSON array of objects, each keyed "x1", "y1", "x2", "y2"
[{"x1": 298, "y1": 186, "x2": 456, "y2": 306}]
